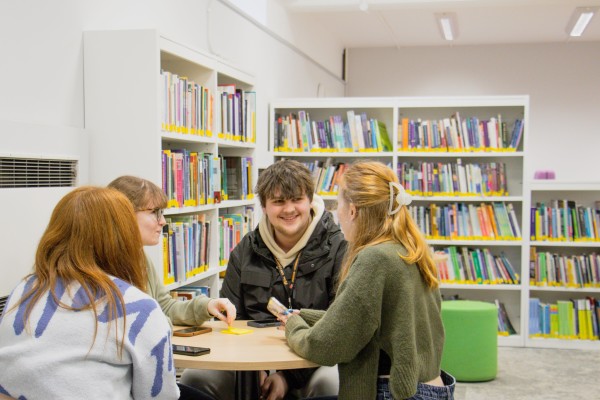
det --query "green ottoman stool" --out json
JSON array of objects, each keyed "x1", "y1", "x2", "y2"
[{"x1": 441, "y1": 300, "x2": 498, "y2": 382}]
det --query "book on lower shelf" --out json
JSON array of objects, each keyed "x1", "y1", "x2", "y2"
[
  {"x1": 218, "y1": 206, "x2": 255, "y2": 267},
  {"x1": 529, "y1": 297, "x2": 599, "y2": 341},
  {"x1": 411, "y1": 202, "x2": 521, "y2": 240},
  {"x1": 162, "y1": 150, "x2": 218, "y2": 207},
  {"x1": 397, "y1": 113, "x2": 523, "y2": 151},
  {"x1": 530, "y1": 199, "x2": 600, "y2": 242},
  {"x1": 273, "y1": 111, "x2": 392, "y2": 152},
  {"x1": 496, "y1": 299, "x2": 517, "y2": 336},
  {"x1": 171, "y1": 286, "x2": 210, "y2": 301},
  {"x1": 163, "y1": 214, "x2": 211, "y2": 285},
  {"x1": 398, "y1": 160, "x2": 508, "y2": 197},
  {"x1": 529, "y1": 247, "x2": 600, "y2": 288},
  {"x1": 435, "y1": 246, "x2": 519, "y2": 284}
]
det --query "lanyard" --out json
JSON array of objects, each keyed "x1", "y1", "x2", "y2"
[{"x1": 274, "y1": 251, "x2": 302, "y2": 310}]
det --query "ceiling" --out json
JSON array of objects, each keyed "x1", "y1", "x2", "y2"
[{"x1": 282, "y1": 0, "x2": 600, "y2": 48}]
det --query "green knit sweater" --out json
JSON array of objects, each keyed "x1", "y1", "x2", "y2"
[{"x1": 285, "y1": 242, "x2": 445, "y2": 400}]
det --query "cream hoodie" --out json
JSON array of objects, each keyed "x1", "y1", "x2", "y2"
[{"x1": 258, "y1": 194, "x2": 325, "y2": 266}]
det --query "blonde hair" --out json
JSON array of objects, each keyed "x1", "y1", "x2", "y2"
[
  {"x1": 13, "y1": 186, "x2": 147, "y2": 356},
  {"x1": 337, "y1": 161, "x2": 438, "y2": 289}
]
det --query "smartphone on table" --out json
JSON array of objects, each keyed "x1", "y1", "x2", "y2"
[
  {"x1": 173, "y1": 326, "x2": 212, "y2": 337},
  {"x1": 172, "y1": 344, "x2": 211, "y2": 356},
  {"x1": 247, "y1": 318, "x2": 282, "y2": 328}
]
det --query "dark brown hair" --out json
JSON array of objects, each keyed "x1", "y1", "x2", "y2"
[{"x1": 255, "y1": 160, "x2": 314, "y2": 207}]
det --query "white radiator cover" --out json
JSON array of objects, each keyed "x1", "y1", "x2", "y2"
[{"x1": 0, "y1": 121, "x2": 88, "y2": 296}]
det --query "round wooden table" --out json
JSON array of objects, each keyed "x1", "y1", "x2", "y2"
[{"x1": 172, "y1": 320, "x2": 318, "y2": 400}]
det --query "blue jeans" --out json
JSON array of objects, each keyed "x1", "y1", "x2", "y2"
[
  {"x1": 304, "y1": 370, "x2": 456, "y2": 400},
  {"x1": 377, "y1": 370, "x2": 455, "y2": 400}
]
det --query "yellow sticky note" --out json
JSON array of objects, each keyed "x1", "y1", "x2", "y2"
[{"x1": 221, "y1": 327, "x2": 253, "y2": 335}]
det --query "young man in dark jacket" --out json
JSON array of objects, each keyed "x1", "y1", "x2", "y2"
[{"x1": 181, "y1": 160, "x2": 347, "y2": 400}]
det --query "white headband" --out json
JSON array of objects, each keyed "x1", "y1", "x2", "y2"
[{"x1": 388, "y1": 181, "x2": 412, "y2": 215}]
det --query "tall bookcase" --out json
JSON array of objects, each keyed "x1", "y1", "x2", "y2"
[
  {"x1": 84, "y1": 29, "x2": 256, "y2": 297},
  {"x1": 270, "y1": 96, "x2": 529, "y2": 347},
  {"x1": 527, "y1": 181, "x2": 600, "y2": 350}
]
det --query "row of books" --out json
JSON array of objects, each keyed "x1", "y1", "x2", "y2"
[
  {"x1": 301, "y1": 159, "x2": 347, "y2": 196},
  {"x1": 162, "y1": 150, "x2": 254, "y2": 207},
  {"x1": 171, "y1": 286, "x2": 210, "y2": 301},
  {"x1": 398, "y1": 160, "x2": 508, "y2": 197},
  {"x1": 217, "y1": 84, "x2": 256, "y2": 143},
  {"x1": 273, "y1": 111, "x2": 392, "y2": 152},
  {"x1": 529, "y1": 297, "x2": 600, "y2": 340},
  {"x1": 222, "y1": 156, "x2": 254, "y2": 201},
  {"x1": 409, "y1": 202, "x2": 522, "y2": 240},
  {"x1": 496, "y1": 299, "x2": 517, "y2": 336},
  {"x1": 162, "y1": 215, "x2": 211, "y2": 285},
  {"x1": 162, "y1": 150, "x2": 220, "y2": 207},
  {"x1": 530, "y1": 200, "x2": 600, "y2": 242},
  {"x1": 529, "y1": 247, "x2": 600, "y2": 288},
  {"x1": 435, "y1": 246, "x2": 520, "y2": 284},
  {"x1": 398, "y1": 113, "x2": 524, "y2": 151},
  {"x1": 219, "y1": 207, "x2": 255, "y2": 266},
  {"x1": 161, "y1": 69, "x2": 213, "y2": 136}
]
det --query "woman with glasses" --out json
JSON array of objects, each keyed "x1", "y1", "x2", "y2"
[{"x1": 108, "y1": 176, "x2": 236, "y2": 328}]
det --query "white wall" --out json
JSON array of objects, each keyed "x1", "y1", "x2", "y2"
[
  {"x1": 345, "y1": 43, "x2": 600, "y2": 182},
  {"x1": 0, "y1": 0, "x2": 345, "y2": 295}
]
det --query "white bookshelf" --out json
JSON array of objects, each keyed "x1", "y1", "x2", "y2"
[
  {"x1": 84, "y1": 29, "x2": 256, "y2": 297},
  {"x1": 270, "y1": 96, "x2": 529, "y2": 347},
  {"x1": 526, "y1": 181, "x2": 600, "y2": 349}
]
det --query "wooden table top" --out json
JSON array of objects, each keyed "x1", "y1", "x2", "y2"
[{"x1": 172, "y1": 320, "x2": 318, "y2": 371}]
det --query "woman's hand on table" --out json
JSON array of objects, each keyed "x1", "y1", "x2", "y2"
[{"x1": 208, "y1": 298, "x2": 236, "y2": 326}]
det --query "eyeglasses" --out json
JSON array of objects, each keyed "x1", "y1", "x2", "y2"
[{"x1": 138, "y1": 207, "x2": 165, "y2": 222}]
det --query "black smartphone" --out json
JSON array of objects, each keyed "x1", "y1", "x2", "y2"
[
  {"x1": 247, "y1": 319, "x2": 282, "y2": 328},
  {"x1": 173, "y1": 326, "x2": 212, "y2": 337},
  {"x1": 172, "y1": 344, "x2": 211, "y2": 356}
]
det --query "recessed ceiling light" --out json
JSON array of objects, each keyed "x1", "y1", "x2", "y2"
[
  {"x1": 435, "y1": 13, "x2": 458, "y2": 41},
  {"x1": 567, "y1": 7, "x2": 599, "y2": 37}
]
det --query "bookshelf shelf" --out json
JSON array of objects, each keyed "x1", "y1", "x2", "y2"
[
  {"x1": 84, "y1": 29, "x2": 257, "y2": 298},
  {"x1": 427, "y1": 239, "x2": 522, "y2": 247},
  {"x1": 218, "y1": 199, "x2": 256, "y2": 209},
  {"x1": 440, "y1": 283, "x2": 522, "y2": 291},
  {"x1": 529, "y1": 287, "x2": 600, "y2": 293},
  {"x1": 395, "y1": 151, "x2": 525, "y2": 158},
  {"x1": 529, "y1": 241, "x2": 600, "y2": 248},
  {"x1": 217, "y1": 140, "x2": 256, "y2": 149},
  {"x1": 271, "y1": 96, "x2": 528, "y2": 347},
  {"x1": 411, "y1": 196, "x2": 524, "y2": 202},
  {"x1": 162, "y1": 132, "x2": 215, "y2": 144},
  {"x1": 527, "y1": 181, "x2": 600, "y2": 349},
  {"x1": 274, "y1": 151, "x2": 393, "y2": 158}
]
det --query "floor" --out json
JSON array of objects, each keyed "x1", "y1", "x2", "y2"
[{"x1": 456, "y1": 346, "x2": 598, "y2": 399}]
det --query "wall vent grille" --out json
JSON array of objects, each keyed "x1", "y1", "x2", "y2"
[{"x1": 0, "y1": 157, "x2": 77, "y2": 188}]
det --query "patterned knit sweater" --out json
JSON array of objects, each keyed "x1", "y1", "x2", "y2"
[
  {"x1": 0, "y1": 275, "x2": 179, "y2": 400},
  {"x1": 285, "y1": 242, "x2": 445, "y2": 400}
]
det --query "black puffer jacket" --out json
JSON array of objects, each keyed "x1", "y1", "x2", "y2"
[{"x1": 220, "y1": 211, "x2": 347, "y2": 389}]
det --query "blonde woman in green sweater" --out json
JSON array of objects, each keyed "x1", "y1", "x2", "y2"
[{"x1": 281, "y1": 161, "x2": 455, "y2": 400}]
